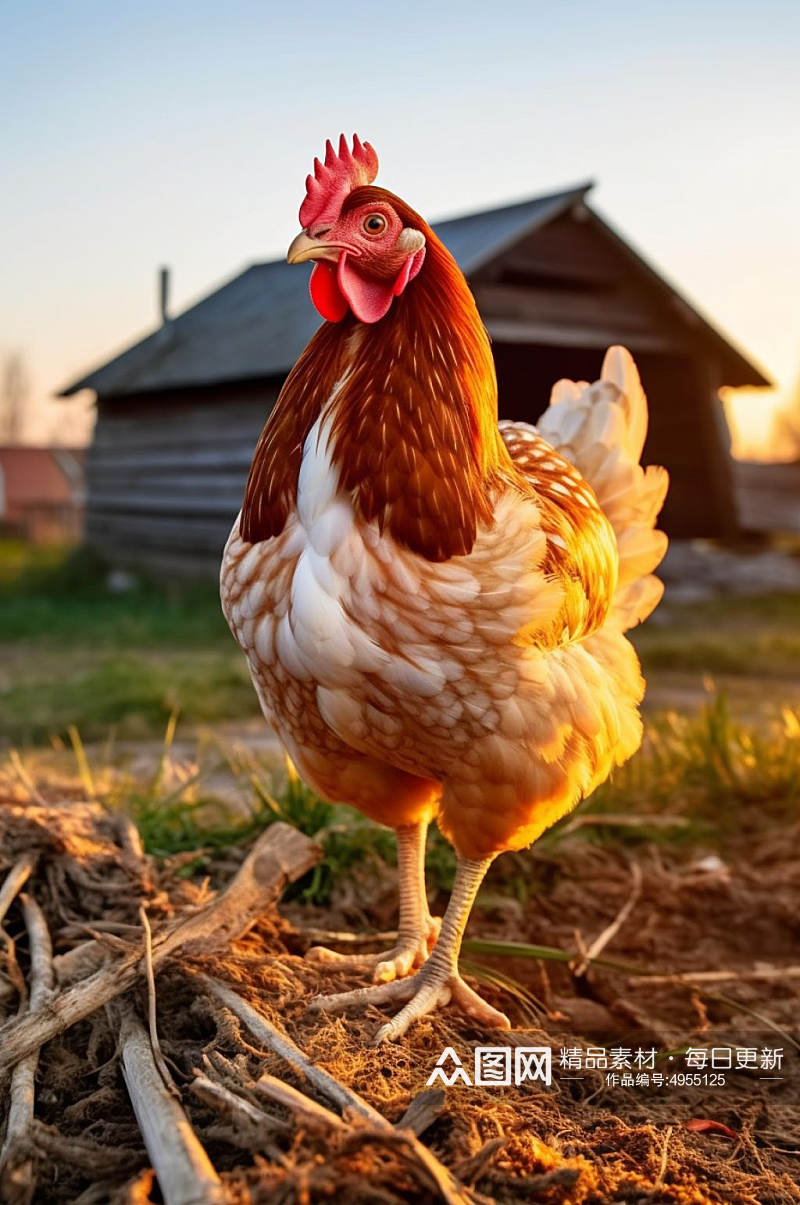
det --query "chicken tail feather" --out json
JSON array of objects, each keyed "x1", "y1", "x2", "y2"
[{"x1": 536, "y1": 346, "x2": 669, "y2": 630}]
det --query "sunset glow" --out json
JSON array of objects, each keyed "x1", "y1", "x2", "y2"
[
  {"x1": 721, "y1": 387, "x2": 785, "y2": 461},
  {"x1": 1, "y1": 0, "x2": 798, "y2": 463}
]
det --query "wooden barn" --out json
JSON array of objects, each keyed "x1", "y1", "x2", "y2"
[{"x1": 61, "y1": 183, "x2": 770, "y2": 578}]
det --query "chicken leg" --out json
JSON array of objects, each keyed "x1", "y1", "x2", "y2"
[
  {"x1": 306, "y1": 819, "x2": 440, "y2": 983},
  {"x1": 310, "y1": 853, "x2": 510, "y2": 1043}
]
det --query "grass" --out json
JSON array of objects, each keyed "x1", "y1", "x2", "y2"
[
  {"x1": 1, "y1": 652, "x2": 255, "y2": 746},
  {"x1": 2, "y1": 539, "x2": 799, "y2": 745},
  {"x1": 127, "y1": 747, "x2": 452, "y2": 904},
  {"x1": 632, "y1": 590, "x2": 800, "y2": 678},
  {"x1": 7, "y1": 691, "x2": 796, "y2": 911},
  {"x1": 0, "y1": 541, "x2": 227, "y2": 645},
  {"x1": 0, "y1": 540, "x2": 257, "y2": 744},
  {"x1": 36, "y1": 715, "x2": 406, "y2": 903},
  {"x1": 8, "y1": 695, "x2": 798, "y2": 1054},
  {"x1": 547, "y1": 694, "x2": 800, "y2": 844}
]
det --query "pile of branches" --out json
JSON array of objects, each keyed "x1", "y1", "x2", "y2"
[
  {"x1": 0, "y1": 796, "x2": 494, "y2": 1204},
  {"x1": 1, "y1": 793, "x2": 797, "y2": 1205}
]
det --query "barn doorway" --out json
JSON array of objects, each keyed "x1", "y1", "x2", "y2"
[{"x1": 492, "y1": 342, "x2": 733, "y2": 539}]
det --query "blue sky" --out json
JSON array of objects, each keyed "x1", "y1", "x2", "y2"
[{"x1": 2, "y1": 0, "x2": 798, "y2": 448}]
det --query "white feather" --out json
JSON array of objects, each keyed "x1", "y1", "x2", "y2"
[{"x1": 536, "y1": 345, "x2": 669, "y2": 630}]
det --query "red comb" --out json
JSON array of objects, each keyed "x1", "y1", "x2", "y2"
[{"x1": 299, "y1": 134, "x2": 379, "y2": 230}]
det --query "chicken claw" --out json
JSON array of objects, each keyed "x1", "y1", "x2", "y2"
[
  {"x1": 310, "y1": 852, "x2": 510, "y2": 1042},
  {"x1": 309, "y1": 959, "x2": 510, "y2": 1043},
  {"x1": 306, "y1": 821, "x2": 439, "y2": 983},
  {"x1": 305, "y1": 914, "x2": 441, "y2": 983}
]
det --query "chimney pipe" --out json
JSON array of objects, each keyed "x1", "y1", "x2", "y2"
[{"x1": 158, "y1": 266, "x2": 170, "y2": 325}]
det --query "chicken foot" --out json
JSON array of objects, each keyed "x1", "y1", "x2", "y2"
[
  {"x1": 306, "y1": 820, "x2": 440, "y2": 983},
  {"x1": 310, "y1": 853, "x2": 510, "y2": 1042}
]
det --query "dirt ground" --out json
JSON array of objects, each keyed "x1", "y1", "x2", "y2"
[{"x1": 0, "y1": 784, "x2": 798, "y2": 1205}]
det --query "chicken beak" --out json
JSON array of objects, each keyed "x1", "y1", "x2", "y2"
[{"x1": 286, "y1": 231, "x2": 339, "y2": 265}]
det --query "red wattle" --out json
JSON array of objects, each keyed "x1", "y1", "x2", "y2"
[
  {"x1": 309, "y1": 262, "x2": 349, "y2": 322},
  {"x1": 337, "y1": 251, "x2": 395, "y2": 323},
  {"x1": 310, "y1": 246, "x2": 427, "y2": 325},
  {"x1": 337, "y1": 247, "x2": 426, "y2": 324}
]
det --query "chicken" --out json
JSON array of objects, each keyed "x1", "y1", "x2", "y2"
[{"x1": 220, "y1": 135, "x2": 668, "y2": 1042}]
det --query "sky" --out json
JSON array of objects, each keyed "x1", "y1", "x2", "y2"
[{"x1": 1, "y1": 0, "x2": 798, "y2": 454}]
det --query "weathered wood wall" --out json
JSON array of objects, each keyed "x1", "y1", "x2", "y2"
[
  {"x1": 733, "y1": 460, "x2": 800, "y2": 534},
  {"x1": 472, "y1": 213, "x2": 688, "y2": 353},
  {"x1": 86, "y1": 382, "x2": 278, "y2": 576},
  {"x1": 491, "y1": 345, "x2": 734, "y2": 539},
  {"x1": 474, "y1": 215, "x2": 737, "y2": 539},
  {"x1": 87, "y1": 353, "x2": 737, "y2": 580}
]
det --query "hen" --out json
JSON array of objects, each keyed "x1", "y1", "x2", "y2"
[{"x1": 221, "y1": 135, "x2": 668, "y2": 1042}]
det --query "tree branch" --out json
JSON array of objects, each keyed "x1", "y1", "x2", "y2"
[
  {"x1": 0, "y1": 823, "x2": 321, "y2": 1079},
  {"x1": 118, "y1": 1005, "x2": 225, "y2": 1205},
  {"x1": 0, "y1": 894, "x2": 54, "y2": 1204},
  {"x1": 202, "y1": 976, "x2": 478, "y2": 1205}
]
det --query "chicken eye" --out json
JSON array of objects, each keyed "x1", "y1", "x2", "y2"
[{"x1": 363, "y1": 212, "x2": 387, "y2": 235}]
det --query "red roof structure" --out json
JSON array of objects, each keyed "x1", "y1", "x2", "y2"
[{"x1": 0, "y1": 446, "x2": 86, "y2": 543}]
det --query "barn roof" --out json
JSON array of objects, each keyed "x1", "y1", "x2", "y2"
[{"x1": 60, "y1": 183, "x2": 769, "y2": 397}]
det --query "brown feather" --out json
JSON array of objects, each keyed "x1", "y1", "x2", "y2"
[
  {"x1": 501, "y1": 425, "x2": 618, "y2": 644},
  {"x1": 241, "y1": 186, "x2": 515, "y2": 560},
  {"x1": 240, "y1": 321, "x2": 351, "y2": 542}
]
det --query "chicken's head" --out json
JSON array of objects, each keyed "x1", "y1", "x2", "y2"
[{"x1": 287, "y1": 134, "x2": 426, "y2": 324}]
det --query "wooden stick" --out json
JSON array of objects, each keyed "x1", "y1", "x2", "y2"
[
  {"x1": 560, "y1": 812, "x2": 689, "y2": 834},
  {"x1": 454, "y1": 1136, "x2": 506, "y2": 1185},
  {"x1": 0, "y1": 822, "x2": 321, "y2": 1079},
  {"x1": 0, "y1": 952, "x2": 137, "y2": 1083},
  {"x1": 255, "y1": 1072, "x2": 349, "y2": 1133},
  {"x1": 202, "y1": 976, "x2": 386, "y2": 1126},
  {"x1": 60, "y1": 920, "x2": 145, "y2": 937},
  {"x1": 190, "y1": 1072, "x2": 289, "y2": 1138},
  {"x1": 299, "y1": 927, "x2": 399, "y2": 947},
  {"x1": 113, "y1": 811, "x2": 150, "y2": 876},
  {"x1": 118, "y1": 1007, "x2": 225, "y2": 1205},
  {"x1": 53, "y1": 940, "x2": 109, "y2": 986},
  {"x1": 654, "y1": 1125, "x2": 673, "y2": 1190},
  {"x1": 0, "y1": 893, "x2": 54, "y2": 1203},
  {"x1": 395, "y1": 1089, "x2": 446, "y2": 1137},
  {"x1": 139, "y1": 903, "x2": 178, "y2": 1097},
  {"x1": 202, "y1": 976, "x2": 476, "y2": 1205},
  {"x1": 628, "y1": 965, "x2": 800, "y2": 987},
  {"x1": 25, "y1": 1121, "x2": 141, "y2": 1176},
  {"x1": 0, "y1": 854, "x2": 36, "y2": 1022},
  {"x1": 572, "y1": 861, "x2": 642, "y2": 977},
  {"x1": 0, "y1": 855, "x2": 36, "y2": 928}
]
